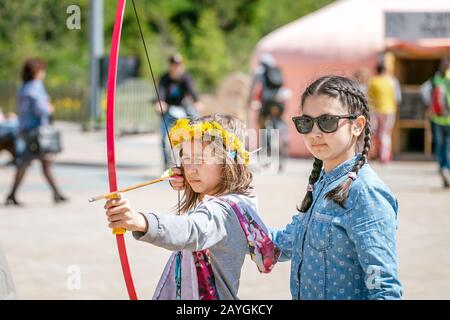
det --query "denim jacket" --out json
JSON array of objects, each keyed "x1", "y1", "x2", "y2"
[{"x1": 270, "y1": 155, "x2": 403, "y2": 300}]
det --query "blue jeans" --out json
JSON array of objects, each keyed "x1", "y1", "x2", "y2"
[{"x1": 432, "y1": 122, "x2": 450, "y2": 170}]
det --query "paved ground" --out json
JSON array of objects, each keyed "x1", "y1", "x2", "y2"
[{"x1": 0, "y1": 122, "x2": 449, "y2": 299}]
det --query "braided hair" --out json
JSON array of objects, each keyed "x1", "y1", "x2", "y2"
[{"x1": 298, "y1": 76, "x2": 372, "y2": 212}]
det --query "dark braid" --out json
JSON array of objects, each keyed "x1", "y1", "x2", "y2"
[
  {"x1": 298, "y1": 157, "x2": 323, "y2": 212},
  {"x1": 298, "y1": 76, "x2": 372, "y2": 211}
]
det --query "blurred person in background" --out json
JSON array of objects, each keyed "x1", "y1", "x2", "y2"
[
  {"x1": 368, "y1": 62, "x2": 400, "y2": 163},
  {"x1": 154, "y1": 53, "x2": 202, "y2": 168},
  {"x1": 248, "y1": 53, "x2": 290, "y2": 170},
  {"x1": 420, "y1": 58, "x2": 450, "y2": 188},
  {"x1": 5, "y1": 58, "x2": 67, "y2": 206}
]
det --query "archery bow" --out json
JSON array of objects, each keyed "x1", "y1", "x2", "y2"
[
  {"x1": 106, "y1": 0, "x2": 138, "y2": 300},
  {"x1": 105, "y1": 0, "x2": 181, "y2": 300}
]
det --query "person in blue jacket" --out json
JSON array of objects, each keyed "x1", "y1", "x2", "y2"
[{"x1": 5, "y1": 58, "x2": 67, "y2": 206}]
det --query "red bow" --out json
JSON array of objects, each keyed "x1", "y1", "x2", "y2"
[
  {"x1": 106, "y1": 0, "x2": 137, "y2": 300},
  {"x1": 105, "y1": 0, "x2": 180, "y2": 300}
]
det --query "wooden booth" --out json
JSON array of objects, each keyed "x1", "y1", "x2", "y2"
[
  {"x1": 385, "y1": 11, "x2": 450, "y2": 160},
  {"x1": 386, "y1": 48, "x2": 443, "y2": 160}
]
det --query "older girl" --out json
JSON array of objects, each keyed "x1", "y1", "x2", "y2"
[{"x1": 271, "y1": 75, "x2": 402, "y2": 299}]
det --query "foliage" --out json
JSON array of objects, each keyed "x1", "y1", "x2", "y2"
[{"x1": 0, "y1": 0, "x2": 335, "y2": 91}]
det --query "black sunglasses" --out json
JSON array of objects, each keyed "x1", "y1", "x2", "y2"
[{"x1": 292, "y1": 114, "x2": 359, "y2": 134}]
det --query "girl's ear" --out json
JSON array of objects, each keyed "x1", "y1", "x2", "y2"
[{"x1": 352, "y1": 115, "x2": 366, "y2": 137}]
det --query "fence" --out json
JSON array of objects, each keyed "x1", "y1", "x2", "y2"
[
  {"x1": 0, "y1": 81, "x2": 88, "y2": 122},
  {"x1": 0, "y1": 79, "x2": 160, "y2": 134},
  {"x1": 115, "y1": 78, "x2": 159, "y2": 134}
]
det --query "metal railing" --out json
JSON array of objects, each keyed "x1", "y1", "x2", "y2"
[
  {"x1": 0, "y1": 79, "x2": 160, "y2": 134},
  {"x1": 115, "y1": 78, "x2": 159, "y2": 134}
]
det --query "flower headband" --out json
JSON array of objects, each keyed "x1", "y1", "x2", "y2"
[{"x1": 169, "y1": 118, "x2": 250, "y2": 165}]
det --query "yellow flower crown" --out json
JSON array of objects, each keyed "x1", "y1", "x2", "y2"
[{"x1": 169, "y1": 118, "x2": 250, "y2": 165}]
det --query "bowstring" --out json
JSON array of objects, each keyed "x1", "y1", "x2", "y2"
[{"x1": 131, "y1": 0, "x2": 181, "y2": 215}]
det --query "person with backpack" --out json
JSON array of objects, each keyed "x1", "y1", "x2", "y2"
[
  {"x1": 5, "y1": 58, "x2": 68, "y2": 206},
  {"x1": 248, "y1": 54, "x2": 290, "y2": 170},
  {"x1": 420, "y1": 59, "x2": 450, "y2": 188},
  {"x1": 249, "y1": 54, "x2": 286, "y2": 130}
]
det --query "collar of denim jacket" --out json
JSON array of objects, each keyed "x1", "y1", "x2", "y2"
[{"x1": 320, "y1": 153, "x2": 363, "y2": 184}]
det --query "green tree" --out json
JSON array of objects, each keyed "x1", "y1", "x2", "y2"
[
  {"x1": 189, "y1": 9, "x2": 229, "y2": 91},
  {"x1": 0, "y1": 0, "x2": 89, "y2": 87},
  {"x1": 0, "y1": 0, "x2": 336, "y2": 91}
]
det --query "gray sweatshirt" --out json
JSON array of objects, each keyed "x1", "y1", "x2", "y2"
[{"x1": 132, "y1": 193, "x2": 267, "y2": 300}]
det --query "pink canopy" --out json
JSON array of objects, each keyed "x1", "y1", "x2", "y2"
[{"x1": 250, "y1": 0, "x2": 450, "y2": 157}]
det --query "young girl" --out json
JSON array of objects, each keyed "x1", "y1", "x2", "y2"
[
  {"x1": 271, "y1": 75, "x2": 403, "y2": 299},
  {"x1": 104, "y1": 114, "x2": 279, "y2": 300},
  {"x1": 171, "y1": 76, "x2": 403, "y2": 300}
]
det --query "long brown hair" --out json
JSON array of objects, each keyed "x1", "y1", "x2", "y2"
[
  {"x1": 298, "y1": 76, "x2": 372, "y2": 212},
  {"x1": 177, "y1": 114, "x2": 253, "y2": 213}
]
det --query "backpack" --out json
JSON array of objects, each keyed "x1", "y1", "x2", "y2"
[
  {"x1": 431, "y1": 77, "x2": 450, "y2": 117},
  {"x1": 263, "y1": 66, "x2": 283, "y2": 90}
]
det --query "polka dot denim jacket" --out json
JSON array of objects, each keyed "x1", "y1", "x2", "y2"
[{"x1": 270, "y1": 155, "x2": 403, "y2": 300}]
